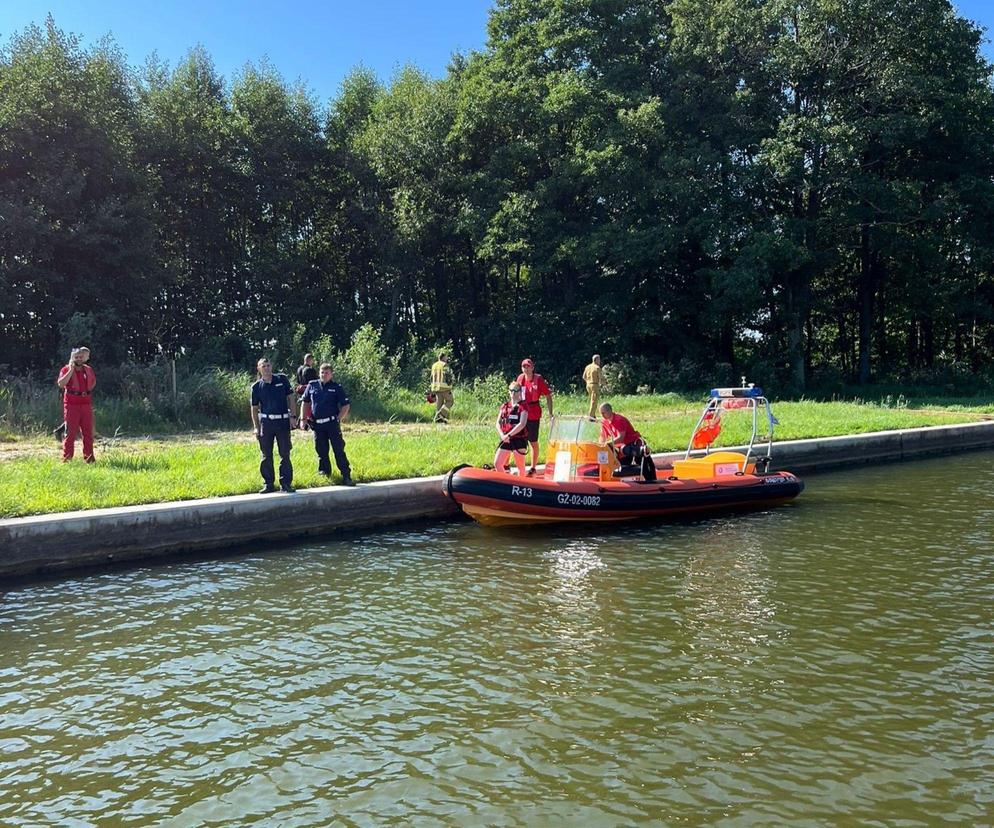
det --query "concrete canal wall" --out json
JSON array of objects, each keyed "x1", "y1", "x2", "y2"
[
  {"x1": 0, "y1": 477, "x2": 459, "y2": 580},
  {"x1": 2, "y1": 420, "x2": 993, "y2": 580}
]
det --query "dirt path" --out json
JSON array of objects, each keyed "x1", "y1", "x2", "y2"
[{"x1": 0, "y1": 420, "x2": 486, "y2": 463}]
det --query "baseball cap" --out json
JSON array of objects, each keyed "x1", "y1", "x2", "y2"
[{"x1": 521, "y1": 358, "x2": 534, "y2": 368}]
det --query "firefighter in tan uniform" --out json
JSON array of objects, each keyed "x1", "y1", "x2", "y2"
[
  {"x1": 582, "y1": 354, "x2": 603, "y2": 419},
  {"x1": 430, "y1": 352, "x2": 454, "y2": 423}
]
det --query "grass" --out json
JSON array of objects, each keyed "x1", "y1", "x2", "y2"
[{"x1": 2, "y1": 393, "x2": 990, "y2": 518}]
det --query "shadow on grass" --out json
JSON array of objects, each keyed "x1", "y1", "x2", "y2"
[{"x1": 803, "y1": 386, "x2": 994, "y2": 409}]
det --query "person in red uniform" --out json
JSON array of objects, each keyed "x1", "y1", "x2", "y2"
[
  {"x1": 56, "y1": 346, "x2": 97, "y2": 462},
  {"x1": 516, "y1": 358, "x2": 554, "y2": 475},
  {"x1": 494, "y1": 382, "x2": 530, "y2": 476},
  {"x1": 600, "y1": 402, "x2": 645, "y2": 464}
]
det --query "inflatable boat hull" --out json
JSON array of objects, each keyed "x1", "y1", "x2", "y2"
[{"x1": 444, "y1": 465, "x2": 804, "y2": 527}]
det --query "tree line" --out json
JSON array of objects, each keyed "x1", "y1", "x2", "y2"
[{"x1": 2, "y1": 1, "x2": 993, "y2": 392}]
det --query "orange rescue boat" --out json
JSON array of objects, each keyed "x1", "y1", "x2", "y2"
[{"x1": 444, "y1": 384, "x2": 803, "y2": 526}]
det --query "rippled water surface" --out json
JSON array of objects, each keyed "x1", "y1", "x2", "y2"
[{"x1": 2, "y1": 453, "x2": 994, "y2": 825}]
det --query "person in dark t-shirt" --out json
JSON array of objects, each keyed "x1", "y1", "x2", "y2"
[{"x1": 295, "y1": 353, "x2": 318, "y2": 395}]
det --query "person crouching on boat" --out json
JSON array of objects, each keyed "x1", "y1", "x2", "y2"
[
  {"x1": 494, "y1": 383, "x2": 530, "y2": 476},
  {"x1": 600, "y1": 402, "x2": 655, "y2": 480}
]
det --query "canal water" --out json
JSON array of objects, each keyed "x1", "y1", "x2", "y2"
[{"x1": 2, "y1": 453, "x2": 992, "y2": 826}]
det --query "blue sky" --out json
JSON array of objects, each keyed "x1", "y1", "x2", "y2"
[
  {"x1": 1, "y1": 1, "x2": 991, "y2": 106},
  {"x1": 0, "y1": 0, "x2": 495, "y2": 104}
]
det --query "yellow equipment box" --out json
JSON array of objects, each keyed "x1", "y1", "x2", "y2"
[{"x1": 672, "y1": 451, "x2": 754, "y2": 479}]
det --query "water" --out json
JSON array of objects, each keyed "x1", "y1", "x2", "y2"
[{"x1": 2, "y1": 453, "x2": 993, "y2": 826}]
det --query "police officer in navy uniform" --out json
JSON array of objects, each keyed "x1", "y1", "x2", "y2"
[
  {"x1": 300, "y1": 362, "x2": 355, "y2": 486},
  {"x1": 250, "y1": 356, "x2": 298, "y2": 493}
]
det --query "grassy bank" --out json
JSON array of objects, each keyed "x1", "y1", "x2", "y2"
[{"x1": 2, "y1": 394, "x2": 991, "y2": 518}]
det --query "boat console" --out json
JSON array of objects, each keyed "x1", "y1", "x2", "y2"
[{"x1": 546, "y1": 415, "x2": 619, "y2": 483}]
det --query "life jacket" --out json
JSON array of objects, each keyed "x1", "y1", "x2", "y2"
[
  {"x1": 691, "y1": 409, "x2": 722, "y2": 449},
  {"x1": 517, "y1": 372, "x2": 548, "y2": 418},
  {"x1": 499, "y1": 402, "x2": 525, "y2": 435},
  {"x1": 63, "y1": 366, "x2": 94, "y2": 404}
]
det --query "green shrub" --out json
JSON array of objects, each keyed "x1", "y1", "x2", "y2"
[
  {"x1": 58, "y1": 311, "x2": 131, "y2": 366},
  {"x1": 332, "y1": 324, "x2": 399, "y2": 400},
  {"x1": 0, "y1": 376, "x2": 60, "y2": 434},
  {"x1": 186, "y1": 368, "x2": 253, "y2": 423},
  {"x1": 603, "y1": 355, "x2": 655, "y2": 394},
  {"x1": 308, "y1": 333, "x2": 337, "y2": 368},
  {"x1": 270, "y1": 321, "x2": 316, "y2": 371},
  {"x1": 396, "y1": 337, "x2": 455, "y2": 390},
  {"x1": 470, "y1": 372, "x2": 511, "y2": 408}
]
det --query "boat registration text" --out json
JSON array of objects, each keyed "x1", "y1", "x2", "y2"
[{"x1": 557, "y1": 493, "x2": 601, "y2": 507}]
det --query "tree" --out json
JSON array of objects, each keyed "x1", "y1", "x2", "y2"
[
  {"x1": 230, "y1": 62, "x2": 326, "y2": 344},
  {"x1": 0, "y1": 18, "x2": 156, "y2": 366},
  {"x1": 136, "y1": 47, "x2": 242, "y2": 356}
]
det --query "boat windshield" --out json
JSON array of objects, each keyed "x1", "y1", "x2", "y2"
[{"x1": 548, "y1": 415, "x2": 607, "y2": 446}]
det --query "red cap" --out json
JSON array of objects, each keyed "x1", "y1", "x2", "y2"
[{"x1": 521, "y1": 358, "x2": 534, "y2": 367}]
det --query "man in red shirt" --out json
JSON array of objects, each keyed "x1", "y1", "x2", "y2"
[
  {"x1": 56, "y1": 346, "x2": 97, "y2": 462},
  {"x1": 600, "y1": 402, "x2": 645, "y2": 464},
  {"x1": 516, "y1": 358, "x2": 554, "y2": 474}
]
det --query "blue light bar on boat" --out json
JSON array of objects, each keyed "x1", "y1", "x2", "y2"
[{"x1": 710, "y1": 386, "x2": 764, "y2": 399}]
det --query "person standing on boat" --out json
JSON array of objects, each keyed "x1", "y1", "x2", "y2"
[
  {"x1": 250, "y1": 357, "x2": 297, "y2": 493},
  {"x1": 56, "y1": 346, "x2": 96, "y2": 463},
  {"x1": 300, "y1": 363, "x2": 355, "y2": 486},
  {"x1": 516, "y1": 358, "x2": 554, "y2": 475},
  {"x1": 582, "y1": 354, "x2": 603, "y2": 419},
  {"x1": 430, "y1": 352, "x2": 454, "y2": 424},
  {"x1": 494, "y1": 382, "x2": 530, "y2": 476},
  {"x1": 600, "y1": 402, "x2": 646, "y2": 465}
]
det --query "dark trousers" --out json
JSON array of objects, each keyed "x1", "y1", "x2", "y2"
[
  {"x1": 259, "y1": 420, "x2": 293, "y2": 488},
  {"x1": 621, "y1": 439, "x2": 656, "y2": 482},
  {"x1": 620, "y1": 441, "x2": 642, "y2": 464},
  {"x1": 314, "y1": 420, "x2": 351, "y2": 478}
]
